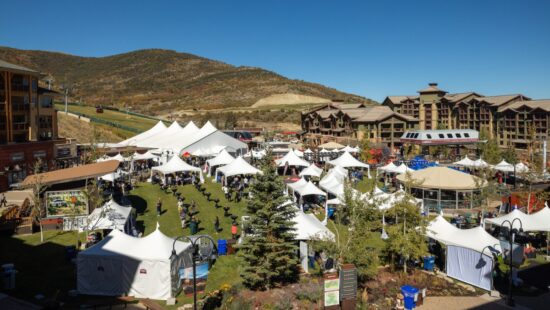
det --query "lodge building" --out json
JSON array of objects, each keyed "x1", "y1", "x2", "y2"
[
  {"x1": 0, "y1": 60, "x2": 68, "y2": 191},
  {"x1": 302, "y1": 83, "x2": 550, "y2": 152}
]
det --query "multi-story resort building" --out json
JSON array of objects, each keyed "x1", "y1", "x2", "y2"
[
  {"x1": 302, "y1": 83, "x2": 550, "y2": 152},
  {"x1": 0, "y1": 60, "x2": 64, "y2": 191}
]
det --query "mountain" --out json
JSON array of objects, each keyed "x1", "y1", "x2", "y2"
[{"x1": 0, "y1": 46, "x2": 375, "y2": 114}]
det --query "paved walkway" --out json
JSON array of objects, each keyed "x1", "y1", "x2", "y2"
[{"x1": 418, "y1": 292, "x2": 550, "y2": 310}]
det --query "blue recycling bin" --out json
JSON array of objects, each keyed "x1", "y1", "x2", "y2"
[
  {"x1": 328, "y1": 207, "x2": 335, "y2": 218},
  {"x1": 401, "y1": 285, "x2": 419, "y2": 310},
  {"x1": 217, "y1": 240, "x2": 227, "y2": 256},
  {"x1": 423, "y1": 256, "x2": 435, "y2": 271}
]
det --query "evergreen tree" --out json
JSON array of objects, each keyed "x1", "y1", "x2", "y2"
[{"x1": 239, "y1": 151, "x2": 298, "y2": 290}]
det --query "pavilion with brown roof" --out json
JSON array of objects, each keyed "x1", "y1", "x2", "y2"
[{"x1": 21, "y1": 160, "x2": 120, "y2": 187}]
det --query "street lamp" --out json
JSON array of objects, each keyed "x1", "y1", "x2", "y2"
[
  {"x1": 499, "y1": 218, "x2": 523, "y2": 307},
  {"x1": 171, "y1": 235, "x2": 216, "y2": 310}
]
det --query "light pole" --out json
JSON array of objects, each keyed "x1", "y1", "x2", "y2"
[
  {"x1": 500, "y1": 218, "x2": 523, "y2": 307},
  {"x1": 171, "y1": 235, "x2": 216, "y2": 310}
]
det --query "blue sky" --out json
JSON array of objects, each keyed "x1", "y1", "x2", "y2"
[{"x1": 1, "y1": 0, "x2": 549, "y2": 102}]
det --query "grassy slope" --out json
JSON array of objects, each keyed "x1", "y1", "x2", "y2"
[
  {"x1": 0, "y1": 46, "x2": 375, "y2": 113},
  {"x1": 57, "y1": 112, "x2": 126, "y2": 143}
]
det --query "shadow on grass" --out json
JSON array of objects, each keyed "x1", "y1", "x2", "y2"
[{"x1": 126, "y1": 195, "x2": 147, "y2": 215}]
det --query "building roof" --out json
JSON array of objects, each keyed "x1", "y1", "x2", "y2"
[
  {"x1": 37, "y1": 86, "x2": 60, "y2": 95},
  {"x1": 352, "y1": 105, "x2": 418, "y2": 123},
  {"x1": 385, "y1": 96, "x2": 419, "y2": 105},
  {"x1": 471, "y1": 94, "x2": 529, "y2": 107},
  {"x1": 336, "y1": 103, "x2": 365, "y2": 109},
  {"x1": 21, "y1": 160, "x2": 120, "y2": 187},
  {"x1": 396, "y1": 166, "x2": 486, "y2": 190},
  {"x1": 442, "y1": 92, "x2": 482, "y2": 104},
  {"x1": 316, "y1": 110, "x2": 336, "y2": 119},
  {"x1": 0, "y1": 59, "x2": 40, "y2": 76},
  {"x1": 498, "y1": 99, "x2": 550, "y2": 112},
  {"x1": 417, "y1": 83, "x2": 447, "y2": 94}
]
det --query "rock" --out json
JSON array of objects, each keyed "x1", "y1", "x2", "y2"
[{"x1": 166, "y1": 297, "x2": 176, "y2": 305}]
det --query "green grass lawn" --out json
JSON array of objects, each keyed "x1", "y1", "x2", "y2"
[{"x1": 55, "y1": 103, "x2": 166, "y2": 133}]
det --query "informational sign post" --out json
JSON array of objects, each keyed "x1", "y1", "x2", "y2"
[
  {"x1": 324, "y1": 273, "x2": 340, "y2": 309},
  {"x1": 339, "y1": 264, "x2": 357, "y2": 310}
]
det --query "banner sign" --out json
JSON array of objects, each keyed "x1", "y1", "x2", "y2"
[{"x1": 46, "y1": 190, "x2": 88, "y2": 218}]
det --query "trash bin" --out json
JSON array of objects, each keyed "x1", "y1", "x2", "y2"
[
  {"x1": 401, "y1": 285, "x2": 419, "y2": 310},
  {"x1": 2, "y1": 264, "x2": 15, "y2": 290},
  {"x1": 217, "y1": 240, "x2": 227, "y2": 256},
  {"x1": 423, "y1": 256, "x2": 435, "y2": 271},
  {"x1": 328, "y1": 207, "x2": 335, "y2": 218}
]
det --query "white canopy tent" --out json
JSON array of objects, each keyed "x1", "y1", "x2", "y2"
[
  {"x1": 473, "y1": 158, "x2": 489, "y2": 169},
  {"x1": 515, "y1": 162, "x2": 529, "y2": 173},
  {"x1": 492, "y1": 160, "x2": 514, "y2": 172},
  {"x1": 151, "y1": 155, "x2": 203, "y2": 183},
  {"x1": 453, "y1": 156, "x2": 476, "y2": 167},
  {"x1": 304, "y1": 148, "x2": 313, "y2": 155},
  {"x1": 293, "y1": 181, "x2": 327, "y2": 198},
  {"x1": 378, "y1": 162, "x2": 398, "y2": 173},
  {"x1": 81, "y1": 199, "x2": 133, "y2": 232},
  {"x1": 293, "y1": 149, "x2": 304, "y2": 157},
  {"x1": 287, "y1": 178, "x2": 308, "y2": 192},
  {"x1": 100, "y1": 170, "x2": 128, "y2": 183},
  {"x1": 207, "y1": 149, "x2": 235, "y2": 168},
  {"x1": 293, "y1": 209, "x2": 335, "y2": 241},
  {"x1": 133, "y1": 151, "x2": 159, "y2": 161},
  {"x1": 276, "y1": 150, "x2": 310, "y2": 168},
  {"x1": 389, "y1": 163, "x2": 415, "y2": 175},
  {"x1": 426, "y1": 216, "x2": 501, "y2": 291},
  {"x1": 116, "y1": 121, "x2": 167, "y2": 147},
  {"x1": 77, "y1": 227, "x2": 192, "y2": 300},
  {"x1": 328, "y1": 151, "x2": 370, "y2": 177},
  {"x1": 340, "y1": 145, "x2": 358, "y2": 153},
  {"x1": 216, "y1": 156, "x2": 262, "y2": 179},
  {"x1": 136, "y1": 121, "x2": 189, "y2": 149},
  {"x1": 485, "y1": 208, "x2": 550, "y2": 232},
  {"x1": 299, "y1": 163, "x2": 323, "y2": 178}
]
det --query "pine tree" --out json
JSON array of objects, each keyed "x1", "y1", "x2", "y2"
[{"x1": 239, "y1": 151, "x2": 299, "y2": 290}]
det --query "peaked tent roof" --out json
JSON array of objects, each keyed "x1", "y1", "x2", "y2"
[
  {"x1": 293, "y1": 209, "x2": 335, "y2": 241},
  {"x1": 83, "y1": 199, "x2": 132, "y2": 231},
  {"x1": 117, "y1": 121, "x2": 167, "y2": 146},
  {"x1": 142, "y1": 121, "x2": 200, "y2": 150},
  {"x1": 276, "y1": 150, "x2": 310, "y2": 167},
  {"x1": 81, "y1": 227, "x2": 190, "y2": 261},
  {"x1": 453, "y1": 156, "x2": 476, "y2": 167},
  {"x1": 207, "y1": 149, "x2": 235, "y2": 167},
  {"x1": 389, "y1": 163, "x2": 414, "y2": 174},
  {"x1": 493, "y1": 160, "x2": 514, "y2": 172},
  {"x1": 396, "y1": 166, "x2": 486, "y2": 190},
  {"x1": 473, "y1": 158, "x2": 489, "y2": 169},
  {"x1": 135, "y1": 121, "x2": 185, "y2": 148},
  {"x1": 293, "y1": 149, "x2": 304, "y2": 157},
  {"x1": 341, "y1": 145, "x2": 358, "y2": 153},
  {"x1": 379, "y1": 162, "x2": 398, "y2": 172},
  {"x1": 179, "y1": 122, "x2": 247, "y2": 155},
  {"x1": 515, "y1": 162, "x2": 529, "y2": 173},
  {"x1": 217, "y1": 157, "x2": 261, "y2": 177},
  {"x1": 427, "y1": 216, "x2": 501, "y2": 253},
  {"x1": 299, "y1": 163, "x2": 323, "y2": 178},
  {"x1": 152, "y1": 155, "x2": 201, "y2": 175},
  {"x1": 328, "y1": 151, "x2": 369, "y2": 169},
  {"x1": 485, "y1": 208, "x2": 548, "y2": 232},
  {"x1": 304, "y1": 148, "x2": 313, "y2": 154},
  {"x1": 133, "y1": 150, "x2": 159, "y2": 161},
  {"x1": 288, "y1": 178, "x2": 308, "y2": 191},
  {"x1": 294, "y1": 181, "x2": 327, "y2": 197}
]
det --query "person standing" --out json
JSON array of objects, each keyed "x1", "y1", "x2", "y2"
[
  {"x1": 0, "y1": 194, "x2": 7, "y2": 208},
  {"x1": 214, "y1": 216, "x2": 220, "y2": 233},
  {"x1": 231, "y1": 221, "x2": 238, "y2": 240},
  {"x1": 156, "y1": 198, "x2": 162, "y2": 216},
  {"x1": 189, "y1": 216, "x2": 198, "y2": 235}
]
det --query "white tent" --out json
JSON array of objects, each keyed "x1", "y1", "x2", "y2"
[
  {"x1": 493, "y1": 160, "x2": 514, "y2": 172},
  {"x1": 294, "y1": 181, "x2": 327, "y2": 197},
  {"x1": 389, "y1": 163, "x2": 415, "y2": 174},
  {"x1": 293, "y1": 209, "x2": 335, "y2": 241},
  {"x1": 515, "y1": 162, "x2": 529, "y2": 173},
  {"x1": 276, "y1": 150, "x2": 310, "y2": 167},
  {"x1": 319, "y1": 148, "x2": 331, "y2": 154},
  {"x1": 216, "y1": 157, "x2": 261, "y2": 178},
  {"x1": 136, "y1": 121, "x2": 188, "y2": 149},
  {"x1": 328, "y1": 151, "x2": 370, "y2": 169},
  {"x1": 179, "y1": 122, "x2": 247, "y2": 156},
  {"x1": 152, "y1": 155, "x2": 201, "y2": 175},
  {"x1": 427, "y1": 216, "x2": 501, "y2": 253},
  {"x1": 207, "y1": 149, "x2": 235, "y2": 168},
  {"x1": 293, "y1": 149, "x2": 304, "y2": 157},
  {"x1": 485, "y1": 208, "x2": 550, "y2": 232},
  {"x1": 77, "y1": 227, "x2": 192, "y2": 300},
  {"x1": 100, "y1": 170, "x2": 128, "y2": 183},
  {"x1": 473, "y1": 158, "x2": 489, "y2": 169},
  {"x1": 453, "y1": 156, "x2": 476, "y2": 167},
  {"x1": 110, "y1": 154, "x2": 126, "y2": 162},
  {"x1": 82, "y1": 199, "x2": 132, "y2": 232},
  {"x1": 426, "y1": 216, "x2": 501, "y2": 291},
  {"x1": 133, "y1": 151, "x2": 159, "y2": 161},
  {"x1": 378, "y1": 162, "x2": 398, "y2": 173},
  {"x1": 117, "y1": 121, "x2": 167, "y2": 147},
  {"x1": 304, "y1": 148, "x2": 313, "y2": 154},
  {"x1": 288, "y1": 178, "x2": 308, "y2": 191},
  {"x1": 340, "y1": 145, "x2": 358, "y2": 153},
  {"x1": 299, "y1": 163, "x2": 323, "y2": 178}
]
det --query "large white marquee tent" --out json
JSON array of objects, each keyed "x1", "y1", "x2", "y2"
[
  {"x1": 276, "y1": 150, "x2": 310, "y2": 168},
  {"x1": 81, "y1": 199, "x2": 133, "y2": 232},
  {"x1": 485, "y1": 207, "x2": 550, "y2": 232},
  {"x1": 216, "y1": 157, "x2": 262, "y2": 179},
  {"x1": 77, "y1": 227, "x2": 192, "y2": 300}
]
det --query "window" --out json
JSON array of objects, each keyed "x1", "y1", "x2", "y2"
[
  {"x1": 413, "y1": 133, "x2": 419, "y2": 138},
  {"x1": 426, "y1": 134, "x2": 432, "y2": 139},
  {"x1": 439, "y1": 134, "x2": 444, "y2": 139},
  {"x1": 447, "y1": 133, "x2": 453, "y2": 138},
  {"x1": 464, "y1": 133, "x2": 470, "y2": 138},
  {"x1": 455, "y1": 133, "x2": 461, "y2": 138}
]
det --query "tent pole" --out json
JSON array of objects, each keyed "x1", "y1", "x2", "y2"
[{"x1": 456, "y1": 191, "x2": 458, "y2": 209}]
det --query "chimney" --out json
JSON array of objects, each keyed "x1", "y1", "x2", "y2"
[{"x1": 429, "y1": 82, "x2": 438, "y2": 87}]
